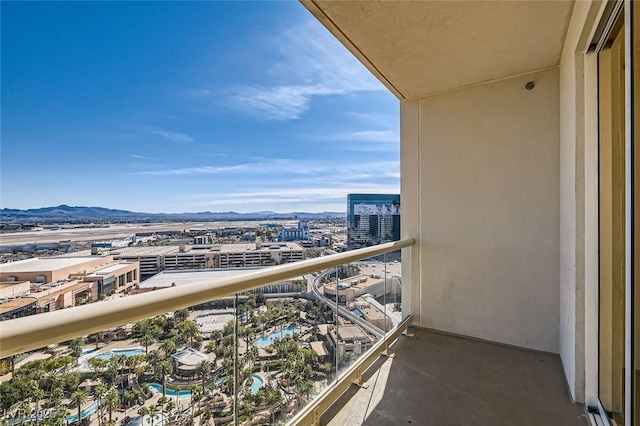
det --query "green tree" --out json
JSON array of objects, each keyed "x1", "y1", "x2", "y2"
[
  {"x1": 105, "y1": 388, "x2": 119, "y2": 424},
  {"x1": 174, "y1": 308, "x2": 189, "y2": 323},
  {"x1": 32, "y1": 387, "x2": 44, "y2": 426},
  {"x1": 140, "y1": 333, "x2": 155, "y2": 355},
  {"x1": 69, "y1": 338, "x2": 83, "y2": 362},
  {"x1": 70, "y1": 390, "x2": 88, "y2": 425},
  {"x1": 19, "y1": 400, "x2": 31, "y2": 426},
  {"x1": 160, "y1": 339, "x2": 176, "y2": 359},
  {"x1": 196, "y1": 360, "x2": 211, "y2": 389},
  {"x1": 154, "y1": 361, "x2": 172, "y2": 398},
  {"x1": 94, "y1": 383, "x2": 108, "y2": 426},
  {"x1": 148, "y1": 406, "x2": 159, "y2": 426}
]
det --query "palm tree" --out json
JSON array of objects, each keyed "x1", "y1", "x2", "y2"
[
  {"x1": 165, "y1": 400, "x2": 175, "y2": 416},
  {"x1": 173, "y1": 308, "x2": 189, "y2": 323},
  {"x1": 201, "y1": 408, "x2": 212, "y2": 426},
  {"x1": 147, "y1": 406, "x2": 158, "y2": 426},
  {"x1": 160, "y1": 339, "x2": 176, "y2": 360},
  {"x1": 19, "y1": 400, "x2": 31, "y2": 426},
  {"x1": 137, "y1": 406, "x2": 149, "y2": 418},
  {"x1": 70, "y1": 390, "x2": 88, "y2": 425},
  {"x1": 176, "y1": 320, "x2": 199, "y2": 347},
  {"x1": 52, "y1": 406, "x2": 69, "y2": 426},
  {"x1": 195, "y1": 360, "x2": 211, "y2": 389},
  {"x1": 94, "y1": 383, "x2": 108, "y2": 426},
  {"x1": 69, "y1": 339, "x2": 84, "y2": 363},
  {"x1": 154, "y1": 361, "x2": 172, "y2": 398},
  {"x1": 140, "y1": 333, "x2": 155, "y2": 355},
  {"x1": 105, "y1": 388, "x2": 119, "y2": 424},
  {"x1": 32, "y1": 387, "x2": 44, "y2": 426}
]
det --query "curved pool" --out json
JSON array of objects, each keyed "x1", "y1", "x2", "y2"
[
  {"x1": 254, "y1": 326, "x2": 297, "y2": 347},
  {"x1": 149, "y1": 383, "x2": 191, "y2": 398},
  {"x1": 94, "y1": 348, "x2": 145, "y2": 360},
  {"x1": 66, "y1": 400, "x2": 99, "y2": 423},
  {"x1": 250, "y1": 374, "x2": 264, "y2": 394}
]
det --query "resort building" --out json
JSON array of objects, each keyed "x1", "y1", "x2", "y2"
[
  {"x1": 347, "y1": 194, "x2": 400, "y2": 251},
  {"x1": 209, "y1": 242, "x2": 304, "y2": 268},
  {"x1": 110, "y1": 242, "x2": 305, "y2": 276},
  {"x1": 277, "y1": 221, "x2": 310, "y2": 242},
  {"x1": 170, "y1": 347, "x2": 212, "y2": 380},
  {"x1": 324, "y1": 322, "x2": 376, "y2": 364},
  {"x1": 323, "y1": 273, "x2": 399, "y2": 304},
  {"x1": 0, "y1": 256, "x2": 140, "y2": 319}
]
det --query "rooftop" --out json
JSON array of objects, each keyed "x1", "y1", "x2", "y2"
[
  {"x1": 0, "y1": 296, "x2": 37, "y2": 314},
  {"x1": 111, "y1": 246, "x2": 180, "y2": 257},
  {"x1": 90, "y1": 263, "x2": 133, "y2": 275},
  {"x1": 0, "y1": 256, "x2": 101, "y2": 273},
  {"x1": 138, "y1": 267, "x2": 262, "y2": 289},
  {"x1": 336, "y1": 324, "x2": 372, "y2": 343}
]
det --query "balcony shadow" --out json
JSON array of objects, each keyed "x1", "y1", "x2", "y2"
[{"x1": 323, "y1": 328, "x2": 588, "y2": 426}]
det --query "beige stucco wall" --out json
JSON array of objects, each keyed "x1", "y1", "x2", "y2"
[{"x1": 401, "y1": 68, "x2": 560, "y2": 353}]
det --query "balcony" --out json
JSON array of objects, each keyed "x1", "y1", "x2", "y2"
[
  {"x1": 0, "y1": 240, "x2": 587, "y2": 426},
  {"x1": 324, "y1": 328, "x2": 586, "y2": 426}
]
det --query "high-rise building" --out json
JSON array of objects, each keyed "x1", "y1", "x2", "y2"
[{"x1": 347, "y1": 194, "x2": 400, "y2": 250}]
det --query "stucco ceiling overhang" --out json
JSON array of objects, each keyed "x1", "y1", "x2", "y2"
[{"x1": 302, "y1": 0, "x2": 575, "y2": 100}]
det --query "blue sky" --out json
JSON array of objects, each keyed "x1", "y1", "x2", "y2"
[{"x1": 1, "y1": 1, "x2": 399, "y2": 213}]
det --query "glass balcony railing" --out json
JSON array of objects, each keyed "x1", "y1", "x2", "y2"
[{"x1": 0, "y1": 239, "x2": 414, "y2": 426}]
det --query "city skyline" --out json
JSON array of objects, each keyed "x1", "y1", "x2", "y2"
[{"x1": 1, "y1": 1, "x2": 400, "y2": 214}]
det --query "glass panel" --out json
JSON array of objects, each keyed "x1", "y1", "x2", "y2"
[
  {"x1": 632, "y1": 1, "x2": 640, "y2": 422},
  {"x1": 0, "y1": 246, "x2": 409, "y2": 426},
  {"x1": 598, "y1": 9, "x2": 626, "y2": 424}
]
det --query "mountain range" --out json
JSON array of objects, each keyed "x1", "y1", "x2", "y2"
[{"x1": 0, "y1": 205, "x2": 345, "y2": 222}]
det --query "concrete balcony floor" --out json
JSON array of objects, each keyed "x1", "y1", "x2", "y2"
[{"x1": 324, "y1": 328, "x2": 588, "y2": 426}]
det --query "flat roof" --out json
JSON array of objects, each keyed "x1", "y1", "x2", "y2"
[
  {"x1": 0, "y1": 281, "x2": 30, "y2": 290},
  {"x1": 0, "y1": 256, "x2": 99, "y2": 273},
  {"x1": 326, "y1": 274, "x2": 384, "y2": 291},
  {"x1": 111, "y1": 246, "x2": 179, "y2": 257},
  {"x1": 215, "y1": 242, "x2": 304, "y2": 253},
  {"x1": 337, "y1": 324, "x2": 371, "y2": 342},
  {"x1": 310, "y1": 341, "x2": 329, "y2": 357},
  {"x1": 91, "y1": 263, "x2": 131, "y2": 275},
  {"x1": 0, "y1": 296, "x2": 37, "y2": 314},
  {"x1": 139, "y1": 267, "x2": 263, "y2": 289}
]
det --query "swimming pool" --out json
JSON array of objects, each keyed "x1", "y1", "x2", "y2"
[
  {"x1": 94, "y1": 348, "x2": 145, "y2": 360},
  {"x1": 254, "y1": 326, "x2": 297, "y2": 347},
  {"x1": 250, "y1": 374, "x2": 264, "y2": 394},
  {"x1": 66, "y1": 401, "x2": 99, "y2": 423},
  {"x1": 149, "y1": 383, "x2": 191, "y2": 398}
]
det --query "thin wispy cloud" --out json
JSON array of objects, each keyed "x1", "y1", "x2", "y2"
[
  {"x1": 133, "y1": 159, "x2": 398, "y2": 179},
  {"x1": 192, "y1": 19, "x2": 384, "y2": 121},
  {"x1": 131, "y1": 154, "x2": 154, "y2": 160},
  {"x1": 183, "y1": 184, "x2": 400, "y2": 209},
  {"x1": 136, "y1": 125, "x2": 193, "y2": 143},
  {"x1": 327, "y1": 130, "x2": 398, "y2": 143}
]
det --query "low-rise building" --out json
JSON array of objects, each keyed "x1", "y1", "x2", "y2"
[
  {"x1": 0, "y1": 256, "x2": 140, "y2": 319},
  {"x1": 323, "y1": 322, "x2": 375, "y2": 364},
  {"x1": 323, "y1": 273, "x2": 397, "y2": 303},
  {"x1": 111, "y1": 242, "x2": 305, "y2": 276}
]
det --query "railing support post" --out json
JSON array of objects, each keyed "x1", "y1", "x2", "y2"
[
  {"x1": 402, "y1": 323, "x2": 415, "y2": 338},
  {"x1": 352, "y1": 366, "x2": 369, "y2": 388},
  {"x1": 381, "y1": 340, "x2": 396, "y2": 358}
]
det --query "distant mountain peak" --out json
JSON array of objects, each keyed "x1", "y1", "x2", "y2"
[{"x1": 0, "y1": 205, "x2": 345, "y2": 222}]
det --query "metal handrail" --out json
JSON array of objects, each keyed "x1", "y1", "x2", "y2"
[{"x1": 0, "y1": 239, "x2": 414, "y2": 358}]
